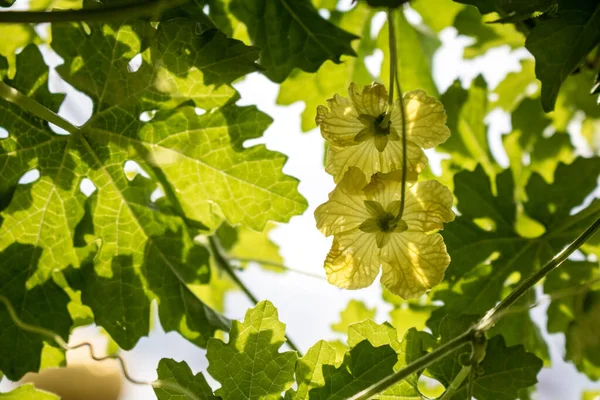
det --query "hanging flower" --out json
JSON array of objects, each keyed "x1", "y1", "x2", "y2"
[
  {"x1": 316, "y1": 82, "x2": 450, "y2": 182},
  {"x1": 314, "y1": 167, "x2": 455, "y2": 299}
]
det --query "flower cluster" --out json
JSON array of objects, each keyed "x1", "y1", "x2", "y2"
[{"x1": 314, "y1": 83, "x2": 455, "y2": 299}]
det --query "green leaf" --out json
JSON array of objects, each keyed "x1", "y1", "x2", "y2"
[
  {"x1": 427, "y1": 316, "x2": 542, "y2": 400},
  {"x1": 207, "y1": 301, "x2": 298, "y2": 399},
  {"x1": 454, "y1": 6, "x2": 524, "y2": 59},
  {"x1": 331, "y1": 300, "x2": 376, "y2": 334},
  {"x1": 412, "y1": 0, "x2": 464, "y2": 32},
  {"x1": 230, "y1": 0, "x2": 359, "y2": 82},
  {"x1": 0, "y1": 25, "x2": 39, "y2": 78},
  {"x1": 389, "y1": 304, "x2": 434, "y2": 338},
  {"x1": 378, "y1": 8, "x2": 440, "y2": 98},
  {"x1": 0, "y1": 384, "x2": 59, "y2": 399},
  {"x1": 545, "y1": 260, "x2": 599, "y2": 334},
  {"x1": 216, "y1": 222, "x2": 284, "y2": 271},
  {"x1": 566, "y1": 290, "x2": 600, "y2": 380},
  {"x1": 0, "y1": 244, "x2": 71, "y2": 380},
  {"x1": 29, "y1": 0, "x2": 81, "y2": 9},
  {"x1": 501, "y1": 96, "x2": 573, "y2": 201},
  {"x1": 285, "y1": 340, "x2": 338, "y2": 400},
  {"x1": 487, "y1": 292, "x2": 550, "y2": 364},
  {"x1": 154, "y1": 358, "x2": 217, "y2": 400},
  {"x1": 0, "y1": 0, "x2": 14, "y2": 6},
  {"x1": 308, "y1": 340, "x2": 397, "y2": 400},
  {"x1": 437, "y1": 157, "x2": 600, "y2": 315},
  {"x1": 492, "y1": 59, "x2": 539, "y2": 112},
  {"x1": 439, "y1": 76, "x2": 499, "y2": 180},
  {"x1": 346, "y1": 320, "x2": 424, "y2": 398},
  {"x1": 1, "y1": 13, "x2": 306, "y2": 360},
  {"x1": 583, "y1": 390, "x2": 600, "y2": 400},
  {"x1": 276, "y1": 3, "x2": 375, "y2": 131},
  {"x1": 525, "y1": 0, "x2": 600, "y2": 111},
  {"x1": 448, "y1": 337, "x2": 541, "y2": 400}
]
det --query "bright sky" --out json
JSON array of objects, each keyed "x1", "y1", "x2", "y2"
[{"x1": 1, "y1": 2, "x2": 599, "y2": 399}]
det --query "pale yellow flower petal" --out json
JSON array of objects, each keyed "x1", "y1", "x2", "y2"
[
  {"x1": 325, "y1": 228, "x2": 381, "y2": 290},
  {"x1": 403, "y1": 181, "x2": 455, "y2": 232},
  {"x1": 391, "y1": 90, "x2": 450, "y2": 149},
  {"x1": 380, "y1": 232, "x2": 450, "y2": 299},
  {"x1": 348, "y1": 82, "x2": 388, "y2": 117},
  {"x1": 326, "y1": 140, "x2": 427, "y2": 183},
  {"x1": 316, "y1": 94, "x2": 363, "y2": 147},
  {"x1": 314, "y1": 167, "x2": 370, "y2": 236},
  {"x1": 364, "y1": 170, "x2": 418, "y2": 207}
]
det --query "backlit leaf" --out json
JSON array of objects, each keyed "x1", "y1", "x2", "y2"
[{"x1": 207, "y1": 301, "x2": 297, "y2": 399}]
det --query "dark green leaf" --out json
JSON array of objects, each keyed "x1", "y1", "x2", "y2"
[
  {"x1": 525, "y1": 0, "x2": 600, "y2": 111},
  {"x1": 230, "y1": 0, "x2": 359, "y2": 82},
  {"x1": 437, "y1": 158, "x2": 600, "y2": 314},
  {"x1": 276, "y1": 3, "x2": 375, "y2": 131},
  {"x1": 0, "y1": 243, "x2": 71, "y2": 380}
]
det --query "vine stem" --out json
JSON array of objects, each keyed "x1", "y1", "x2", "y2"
[
  {"x1": 0, "y1": 0, "x2": 188, "y2": 23},
  {"x1": 348, "y1": 216, "x2": 600, "y2": 400},
  {"x1": 387, "y1": 7, "x2": 408, "y2": 220},
  {"x1": 208, "y1": 236, "x2": 303, "y2": 356},
  {"x1": 0, "y1": 81, "x2": 78, "y2": 134},
  {"x1": 0, "y1": 295, "x2": 200, "y2": 400}
]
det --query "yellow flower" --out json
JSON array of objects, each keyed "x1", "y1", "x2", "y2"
[
  {"x1": 314, "y1": 167, "x2": 455, "y2": 299},
  {"x1": 316, "y1": 82, "x2": 450, "y2": 182}
]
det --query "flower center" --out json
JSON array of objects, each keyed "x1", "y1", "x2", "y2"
[
  {"x1": 373, "y1": 113, "x2": 391, "y2": 136},
  {"x1": 376, "y1": 213, "x2": 398, "y2": 232}
]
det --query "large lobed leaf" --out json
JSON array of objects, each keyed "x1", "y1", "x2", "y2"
[
  {"x1": 207, "y1": 301, "x2": 298, "y2": 399},
  {"x1": 0, "y1": 11, "x2": 306, "y2": 379}
]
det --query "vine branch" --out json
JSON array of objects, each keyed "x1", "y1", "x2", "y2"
[
  {"x1": 208, "y1": 236, "x2": 303, "y2": 355},
  {"x1": 0, "y1": 0, "x2": 188, "y2": 23},
  {"x1": 0, "y1": 295, "x2": 200, "y2": 400},
  {"x1": 349, "y1": 216, "x2": 600, "y2": 399}
]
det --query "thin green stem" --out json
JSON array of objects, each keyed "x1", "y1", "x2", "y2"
[
  {"x1": 348, "y1": 330, "x2": 475, "y2": 400},
  {"x1": 439, "y1": 365, "x2": 472, "y2": 400},
  {"x1": 208, "y1": 236, "x2": 303, "y2": 355},
  {"x1": 229, "y1": 257, "x2": 326, "y2": 280},
  {"x1": 348, "y1": 217, "x2": 600, "y2": 399},
  {"x1": 476, "y1": 216, "x2": 600, "y2": 331},
  {"x1": 0, "y1": 295, "x2": 200, "y2": 400},
  {"x1": 0, "y1": 81, "x2": 78, "y2": 134},
  {"x1": 387, "y1": 8, "x2": 408, "y2": 220},
  {"x1": 0, "y1": 0, "x2": 188, "y2": 23},
  {"x1": 387, "y1": 9, "x2": 396, "y2": 108}
]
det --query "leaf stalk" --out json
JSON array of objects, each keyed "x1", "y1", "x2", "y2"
[
  {"x1": 0, "y1": 81, "x2": 78, "y2": 134},
  {"x1": 208, "y1": 236, "x2": 303, "y2": 355}
]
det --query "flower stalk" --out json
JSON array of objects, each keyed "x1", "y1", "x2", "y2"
[{"x1": 386, "y1": 8, "x2": 408, "y2": 221}]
